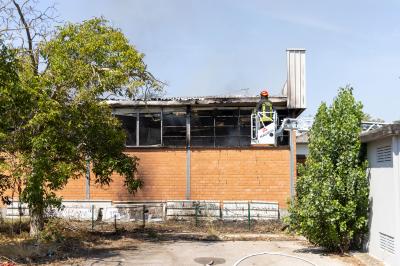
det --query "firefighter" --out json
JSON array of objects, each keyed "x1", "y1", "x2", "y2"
[{"x1": 255, "y1": 90, "x2": 273, "y2": 123}]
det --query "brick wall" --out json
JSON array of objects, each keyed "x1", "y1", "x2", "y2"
[
  {"x1": 89, "y1": 149, "x2": 187, "y2": 201},
  {"x1": 191, "y1": 148, "x2": 291, "y2": 207},
  {"x1": 56, "y1": 177, "x2": 87, "y2": 200},
  {"x1": 56, "y1": 146, "x2": 294, "y2": 208}
]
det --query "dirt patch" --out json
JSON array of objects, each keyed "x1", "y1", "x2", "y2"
[
  {"x1": 293, "y1": 241, "x2": 375, "y2": 266},
  {"x1": 0, "y1": 218, "x2": 373, "y2": 265},
  {"x1": 0, "y1": 218, "x2": 290, "y2": 264}
]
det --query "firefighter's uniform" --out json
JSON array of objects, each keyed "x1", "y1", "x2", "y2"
[{"x1": 255, "y1": 97, "x2": 273, "y2": 123}]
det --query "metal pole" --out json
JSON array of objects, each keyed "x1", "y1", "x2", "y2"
[
  {"x1": 142, "y1": 205, "x2": 146, "y2": 228},
  {"x1": 91, "y1": 205, "x2": 94, "y2": 231},
  {"x1": 195, "y1": 204, "x2": 199, "y2": 227},
  {"x1": 136, "y1": 111, "x2": 140, "y2": 146},
  {"x1": 114, "y1": 214, "x2": 117, "y2": 231},
  {"x1": 186, "y1": 148, "x2": 191, "y2": 200},
  {"x1": 160, "y1": 109, "x2": 163, "y2": 146},
  {"x1": 289, "y1": 129, "x2": 295, "y2": 199},
  {"x1": 248, "y1": 201, "x2": 251, "y2": 231},
  {"x1": 219, "y1": 202, "x2": 222, "y2": 219},
  {"x1": 186, "y1": 105, "x2": 191, "y2": 200}
]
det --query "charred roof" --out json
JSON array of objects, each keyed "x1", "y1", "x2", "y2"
[{"x1": 107, "y1": 95, "x2": 288, "y2": 109}]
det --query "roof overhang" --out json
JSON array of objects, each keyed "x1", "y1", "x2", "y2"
[
  {"x1": 107, "y1": 96, "x2": 285, "y2": 107},
  {"x1": 107, "y1": 96, "x2": 305, "y2": 116},
  {"x1": 360, "y1": 124, "x2": 400, "y2": 143}
]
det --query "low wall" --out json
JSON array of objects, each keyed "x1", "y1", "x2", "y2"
[
  {"x1": 2, "y1": 200, "x2": 279, "y2": 221},
  {"x1": 166, "y1": 200, "x2": 221, "y2": 219},
  {"x1": 223, "y1": 201, "x2": 279, "y2": 220},
  {"x1": 166, "y1": 200, "x2": 279, "y2": 220}
]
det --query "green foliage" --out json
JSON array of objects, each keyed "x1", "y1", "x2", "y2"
[
  {"x1": 40, "y1": 17, "x2": 162, "y2": 98},
  {"x1": 39, "y1": 218, "x2": 65, "y2": 243},
  {"x1": 286, "y1": 86, "x2": 369, "y2": 253},
  {"x1": 0, "y1": 18, "x2": 162, "y2": 234},
  {"x1": 0, "y1": 42, "x2": 14, "y2": 203}
]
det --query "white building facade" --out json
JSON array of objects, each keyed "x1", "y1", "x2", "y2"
[{"x1": 361, "y1": 124, "x2": 400, "y2": 265}]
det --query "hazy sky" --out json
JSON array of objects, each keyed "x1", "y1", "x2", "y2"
[{"x1": 42, "y1": 0, "x2": 400, "y2": 121}]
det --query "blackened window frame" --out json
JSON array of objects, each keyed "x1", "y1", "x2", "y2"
[
  {"x1": 162, "y1": 108, "x2": 187, "y2": 147},
  {"x1": 114, "y1": 107, "x2": 188, "y2": 148},
  {"x1": 139, "y1": 112, "x2": 162, "y2": 146},
  {"x1": 190, "y1": 107, "x2": 253, "y2": 148},
  {"x1": 114, "y1": 106, "x2": 257, "y2": 148},
  {"x1": 115, "y1": 114, "x2": 137, "y2": 146}
]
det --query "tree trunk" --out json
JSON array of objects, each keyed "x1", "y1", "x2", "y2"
[{"x1": 30, "y1": 207, "x2": 44, "y2": 237}]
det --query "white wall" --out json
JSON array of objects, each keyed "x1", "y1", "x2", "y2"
[
  {"x1": 367, "y1": 136, "x2": 400, "y2": 265},
  {"x1": 296, "y1": 143, "x2": 308, "y2": 156}
]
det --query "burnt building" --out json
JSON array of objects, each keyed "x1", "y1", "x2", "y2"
[{"x1": 57, "y1": 49, "x2": 306, "y2": 210}]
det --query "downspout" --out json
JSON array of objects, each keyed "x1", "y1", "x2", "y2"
[{"x1": 186, "y1": 105, "x2": 191, "y2": 200}]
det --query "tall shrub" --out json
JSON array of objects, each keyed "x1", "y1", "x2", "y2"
[{"x1": 287, "y1": 87, "x2": 369, "y2": 253}]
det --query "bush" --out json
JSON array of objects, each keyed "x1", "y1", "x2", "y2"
[
  {"x1": 39, "y1": 218, "x2": 65, "y2": 242},
  {"x1": 286, "y1": 87, "x2": 369, "y2": 253}
]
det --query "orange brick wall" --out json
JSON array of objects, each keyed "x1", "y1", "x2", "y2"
[
  {"x1": 56, "y1": 176, "x2": 87, "y2": 200},
  {"x1": 191, "y1": 148, "x2": 291, "y2": 207},
  {"x1": 55, "y1": 146, "x2": 294, "y2": 208},
  {"x1": 89, "y1": 149, "x2": 187, "y2": 201}
]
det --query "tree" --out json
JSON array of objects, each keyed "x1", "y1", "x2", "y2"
[
  {"x1": 1, "y1": 0, "x2": 58, "y2": 73},
  {"x1": 286, "y1": 87, "x2": 369, "y2": 253},
  {"x1": 0, "y1": 16, "x2": 163, "y2": 236},
  {"x1": 0, "y1": 40, "x2": 21, "y2": 205}
]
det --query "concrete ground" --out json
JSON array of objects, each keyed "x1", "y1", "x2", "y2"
[{"x1": 80, "y1": 240, "x2": 365, "y2": 266}]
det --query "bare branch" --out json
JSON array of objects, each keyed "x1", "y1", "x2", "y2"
[
  {"x1": 12, "y1": 0, "x2": 37, "y2": 72},
  {"x1": 0, "y1": 0, "x2": 59, "y2": 74}
]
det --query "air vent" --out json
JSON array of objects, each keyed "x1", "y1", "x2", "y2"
[
  {"x1": 376, "y1": 145, "x2": 392, "y2": 164},
  {"x1": 379, "y1": 232, "x2": 395, "y2": 254}
]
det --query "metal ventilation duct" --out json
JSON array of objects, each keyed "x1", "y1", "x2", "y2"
[{"x1": 284, "y1": 48, "x2": 306, "y2": 109}]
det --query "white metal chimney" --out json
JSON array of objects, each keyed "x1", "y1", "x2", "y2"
[{"x1": 284, "y1": 49, "x2": 306, "y2": 109}]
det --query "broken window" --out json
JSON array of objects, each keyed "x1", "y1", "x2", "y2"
[
  {"x1": 115, "y1": 114, "x2": 137, "y2": 146},
  {"x1": 191, "y1": 108, "x2": 252, "y2": 147},
  {"x1": 239, "y1": 109, "x2": 252, "y2": 146},
  {"x1": 215, "y1": 109, "x2": 239, "y2": 147},
  {"x1": 163, "y1": 110, "x2": 186, "y2": 147},
  {"x1": 191, "y1": 109, "x2": 215, "y2": 147},
  {"x1": 139, "y1": 113, "x2": 161, "y2": 146},
  {"x1": 116, "y1": 107, "x2": 255, "y2": 148}
]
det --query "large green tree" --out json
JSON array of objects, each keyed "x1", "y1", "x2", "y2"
[
  {"x1": 0, "y1": 41, "x2": 22, "y2": 205},
  {"x1": 287, "y1": 87, "x2": 369, "y2": 253},
  {"x1": 0, "y1": 17, "x2": 162, "y2": 235}
]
